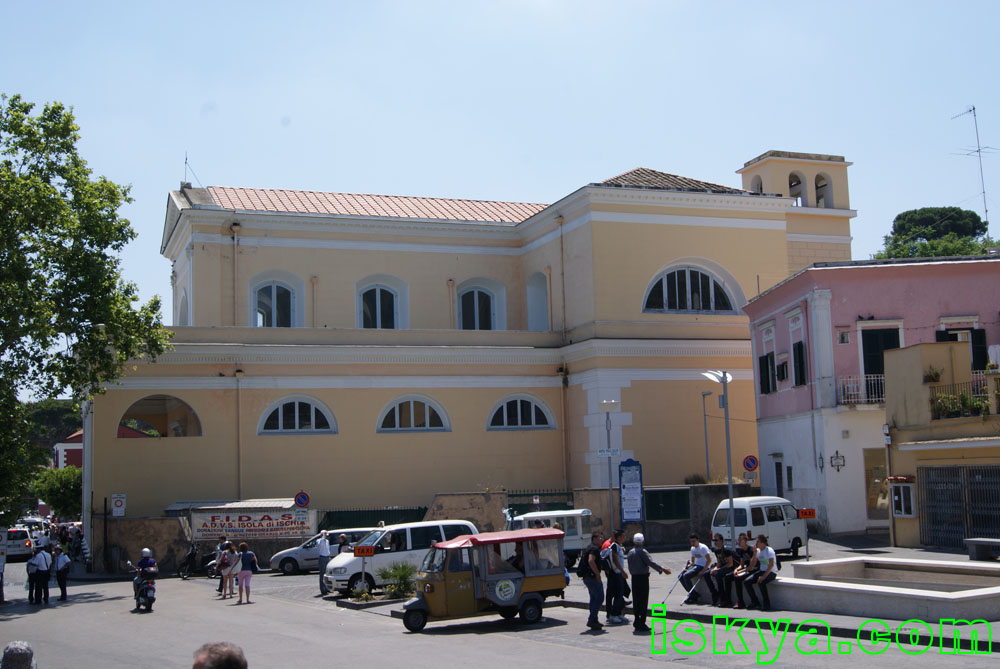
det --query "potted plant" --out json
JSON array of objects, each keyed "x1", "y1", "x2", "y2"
[
  {"x1": 923, "y1": 366, "x2": 942, "y2": 383},
  {"x1": 987, "y1": 361, "x2": 999, "y2": 374}
]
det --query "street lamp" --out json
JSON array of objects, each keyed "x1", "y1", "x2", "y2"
[
  {"x1": 702, "y1": 370, "x2": 735, "y2": 547},
  {"x1": 700, "y1": 391, "x2": 712, "y2": 481},
  {"x1": 598, "y1": 399, "x2": 620, "y2": 531}
]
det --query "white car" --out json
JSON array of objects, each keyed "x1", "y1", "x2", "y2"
[
  {"x1": 710, "y1": 496, "x2": 808, "y2": 555},
  {"x1": 4, "y1": 527, "x2": 35, "y2": 561},
  {"x1": 271, "y1": 528, "x2": 374, "y2": 575}
]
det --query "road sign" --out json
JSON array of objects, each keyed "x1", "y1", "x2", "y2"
[
  {"x1": 743, "y1": 471, "x2": 757, "y2": 482},
  {"x1": 598, "y1": 448, "x2": 621, "y2": 457},
  {"x1": 353, "y1": 545, "x2": 375, "y2": 557},
  {"x1": 111, "y1": 493, "x2": 126, "y2": 517},
  {"x1": 798, "y1": 508, "x2": 816, "y2": 519},
  {"x1": 743, "y1": 455, "x2": 759, "y2": 472},
  {"x1": 294, "y1": 491, "x2": 310, "y2": 508}
]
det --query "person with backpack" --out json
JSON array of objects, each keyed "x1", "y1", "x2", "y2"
[
  {"x1": 602, "y1": 529, "x2": 629, "y2": 624},
  {"x1": 577, "y1": 530, "x2": 606, "y2": 631}
]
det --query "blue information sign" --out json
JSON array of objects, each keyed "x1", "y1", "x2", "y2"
[{"x1": 618, "y1": 459, "x2": 644, "y2": 531}]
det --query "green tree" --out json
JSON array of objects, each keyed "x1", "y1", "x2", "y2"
[
  {"x1": 875, "y1": 206, "x2": 994, "y2": 259},
  {"x1": 32, "y1": 465, "x2": 83, "y2": 518},
  {"x1": 0, "y1": 94, "x2": 172, "y2": 524}
]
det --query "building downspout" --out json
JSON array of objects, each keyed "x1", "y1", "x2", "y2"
[
  {"x1": 235, "y1": 369, "x2": 244, "y2": 499},
  {"x1": 559, "y1": 366, "x2": 569, "y2": 489},
  {"x1": 557, "y1": 215, "x2": 567, "y2": 342},
  {"x1": 447, "y1": 279, "x2": 456, "y2": 329},
  {"x1": 81, "y1": 400, "x2": 94, "y2": 564},
  {"x1": 230, "y1": 222, "x2": 241, "y2": 326},
  {"x1": 886, "y1": 437, "x2": 896, "y2": 547}
]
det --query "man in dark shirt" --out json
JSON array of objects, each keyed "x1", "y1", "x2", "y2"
[
  {"x1": 708, "y1": 533, "x2": 734, "y2": 606},
  {"x1": 579, "y1": 531, "x2": 605, "y2": 631}
]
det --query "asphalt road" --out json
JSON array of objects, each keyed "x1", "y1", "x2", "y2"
[{"x1": 1, "y1": 547, "x2": 995, "y2": 669}]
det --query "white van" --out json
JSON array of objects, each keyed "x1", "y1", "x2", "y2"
[
  {"x1": 510, "y1": 509, "x2": 593, "y2": 567},
  {"x1": 709, "y1": 496, "x2": 807, "y2": 555},
  {"x1": 4, "y1": 527, "x2": 35, "y2": 561},
  {"x1": 270, "y1": 527, "x2": 374, "y2": 574},
  {"x1": 323, "y1": 519, "x2": 477, "y2": 594}
]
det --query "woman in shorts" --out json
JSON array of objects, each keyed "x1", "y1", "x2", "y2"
[{"x1": 237, "y1": 542, "x2": 258, "y2": 604}]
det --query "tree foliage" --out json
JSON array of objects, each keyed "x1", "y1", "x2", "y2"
[
  {"x1": 0, "y1": 94, "x2": 172, "y2": 524},
  {"x1": 33, "y1": 465, "x2": 83, "y2": 519},
  {"x1": 875, "y1": 206, "x2": 994, "y2": 259}
]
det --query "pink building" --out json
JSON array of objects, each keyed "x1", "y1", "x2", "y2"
[{"x1": 743, "y1": 256, "x2": 1000, "y2": 534}]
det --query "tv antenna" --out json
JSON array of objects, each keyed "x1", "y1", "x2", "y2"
[{"x1": 951, "y1": 106, "x2": 992, "y2": 225}]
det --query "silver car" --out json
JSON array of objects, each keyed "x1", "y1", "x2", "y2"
[
  {"x1": 5, "y1": 527, "x2": 35, "y2": 561},
  {"x1": 271, "y1": 528, "x2": 374, "y2": 575}
]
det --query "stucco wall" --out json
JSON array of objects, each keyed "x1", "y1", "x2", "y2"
[{"x1": 423, "y1": 492, "x2": 508, "y2": 533}]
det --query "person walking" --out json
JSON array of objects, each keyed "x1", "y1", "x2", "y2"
[
  {"x1": 679, "y1": 533, "x2": 713, "y2": 605},
  {"x1": 236, "y1": 542, "x2": 258, "y2": 605},
  {"x1": 52, "y1": 546, "x2": 71, "y2": 601},
  {"x1": 220, "y1": 542, "x2": 240, "y2": 599},
  {"x1": 626, "y1": 533, "x2": 669, "y2": 633},
  {"x1": 317, "y1": 531, "x2": 332, "y2": 594},
  {"x1": 603, "y1": 529, "x2": 629, "y2": 624},
  {"x1": 28, "y1": 547, "x2": 52, "y2": 605},
  {"x1": 578, "y1": 531, "x2": 605, "y2": 631},
  {"x1": 215, "y1": 535, "x2": 228, "y2": 593}
]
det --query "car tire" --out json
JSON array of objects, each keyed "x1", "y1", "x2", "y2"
[
  {"x1": 280, "y1": 558, "x2": 299, "y2": 575},
  {"x1": 348, "y1": 573, "x2": 376, "y2": 594},
  {"x1": 403, "y1": 609, "x2": 427, "y2": 632},
  {"x1": 790, "y1": 538, "x2": 802, "y2": 558},
  {"x1": 498, "y1": 606, "x2": 518, "y2": 620},
  {"x1": 519, "y1": 599, "x2": 542, "y2": 625}
]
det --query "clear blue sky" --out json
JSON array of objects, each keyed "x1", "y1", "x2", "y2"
[{"x1": 5, "y1": 1, "x2": 998, "y2": 317}]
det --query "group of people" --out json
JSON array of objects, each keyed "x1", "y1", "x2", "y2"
[
  {"x1": 25, "y1": 544, "x2": 71, "y2": 605},
  {"x1": 316, "y1": 531, "x2": 351, "y2": 595},
  {"x1": 680, "y1": 531, "x2": 778, "y2": 611},
  {"x1": 579, "y1": 529, "x2": 669, "y2": 632},
  {"x1": 213, "y1": 536, "x2": 259, "y2": 604},
  {"x1": 579, "y1": 529, "x2": 780, "y2": 632}
]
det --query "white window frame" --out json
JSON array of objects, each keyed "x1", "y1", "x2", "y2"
[
  {"x1": 486, "y1": 394, "x2": 556, "y2": 431},
  {"x1": 856, "y1": 319, "x2": 905, "y2": 376},
  {"x1": 457, "y1": 278, "x2": 506, "y2": 330},
  {"x1": 377, "y1": 395, "x2": 450, "y2": 433},
  {"x1": 890, "y1": 482, "x2": 915, "y2": 518},
  {"x1": 257, "y1": 396, "x2": 337, "y2": 435},
  {"x1": 758, "y1": 321, "x2": 777, "y2": 394},
  {"x1": 356, "y1": 274, "x2": 409, "y2": 329},
  {"x1": 248, "y1": 270, "x2": 304, "y2": 328}
]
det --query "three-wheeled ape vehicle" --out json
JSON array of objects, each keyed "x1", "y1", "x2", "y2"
[{"x1": 402, "y1": 528, "x2": 565, "y2": 632}]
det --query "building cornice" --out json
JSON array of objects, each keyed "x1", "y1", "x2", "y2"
[{"x1": 584, "y1": 185, "x2": 794, "y2": 214}]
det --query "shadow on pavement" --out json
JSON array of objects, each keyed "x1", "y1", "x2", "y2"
[{"x1": 407, "y1": 616, "x2": 568, "y2": 636}]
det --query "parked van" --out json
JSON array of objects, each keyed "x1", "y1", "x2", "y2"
[
  {"x1": 509, "y1": 509, "x2": 593, "y2": 567},
  {"x1": 709, "y1": 496, "x2": 807, "y2": 555},
  {"x1": 270, "y1": 527, "x2": 374, "y2": 574},
  {"x1": 4, "y1": 527, "x2": 35, "y2": 561},
  {"x1": 324, "y1": 519, "x2": 478, "y2": 594}
]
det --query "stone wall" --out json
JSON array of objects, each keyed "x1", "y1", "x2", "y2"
[
  {"x1": 91, "y1": 516, "x2": 191, "y2": 574},
  {"x1": 422, "y1": 492, "x2": 508, "y2": 533}
]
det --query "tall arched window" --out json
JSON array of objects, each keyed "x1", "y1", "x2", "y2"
[
  {"x1": 526, "y1": 272, "x2": 549, "y2": 332},
  {"x1": 788, "y1": 172, "x2": 807, "y2": 207},
  {"x1": 750, "y1": 175, "x2": 763, "y2": 194},
  {"x1": 361, "y1": 285, "x2": 397, "y2": 329},
  {"x1": 258, "y1": 397, "x2": 336, "y2": 434},
  {"x1": 378, "y1": 396, "x2": 450, "y2": 432},
  {"x1": 644, "y1": 267, "x2": 735, "y2": 313},
  {"x1": 118, "y1": 395, "x2": 202, "y2": 438},
  {"x1": 487, "y1": 395, "x2": 555, "y2": 430},
  {"x1": 459, "y1": 288, "x2": 494, "y2": 330},
  {"x1": 815, "y1": 173, "x2": 833, "y2": 208},
  {"x1": 256, "y1": 281, "x2": 293, "y2": 327}
]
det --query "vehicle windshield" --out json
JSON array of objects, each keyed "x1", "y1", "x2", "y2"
[
  {"x1": 421, "y1": 547, "x2": 447, "y2": 572},
  {"x1": 356, "y1": 530, "x2": 385, "y2": 547},
  {"x1": 712, "y1": 507, "x2": 747, "y2": 527}
]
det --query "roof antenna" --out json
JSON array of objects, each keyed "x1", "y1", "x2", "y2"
[
  {"x1": 951, "y1": 106, "x2": 991, "y2": 226},
  {"x1": 183, "y1": 152, "x2": 205, "y2": 189}
]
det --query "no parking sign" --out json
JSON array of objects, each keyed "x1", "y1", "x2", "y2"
[{"x1": 743, "y1": 455, "x2": 759, "y2": 472}]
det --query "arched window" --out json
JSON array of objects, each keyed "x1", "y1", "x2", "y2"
[
  {"x1": 378, "y1": 396, "x2": 450, "y2": 432},
  {"x1": 488, "y1": 395, "x2": 555, "y2": 430},
  {"x1": 644, "y1": 266, "x2": 735, "y2": 313},
  {"x1": 255, "y1": 281, "x2": 293, "y2": 327},
  {"x1": 750, "y1": 175, "x2": 763, "y2": 194},
  {"x1": 815, "y1": 173, "x2": 833, "y2": 208},
  {"x1": 788, "y1": 172, "x2": 807, "y2": 207},
  {"x1": 176, "y1": 289, "x2": 189, "y2": 326},
  {"x1": 118, "y1": 395, "x2": 202, "y2": 438},
  {"x1": 459, "y1": 288, "x2": 494, "y2": 330},
  {"x1": 356, "y1": 274, "x2": 408, "y2": 329},
  {"x1": 259, "y1": 397, "x2": 336, "y2": 434},
  {"x1": 526, "y1": 272, "x2": 549, "y2": 331}
]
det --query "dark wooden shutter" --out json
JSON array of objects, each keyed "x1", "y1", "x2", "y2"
[
  {"x1": 759, "y1": 355, "x2": 771, "y2": 394},
  {"x1": 935, "y1": 330, "x2": 950, "y2": 342},
  {"x1": 971, "y1": 329, "x2": 987, "y2": 370}
]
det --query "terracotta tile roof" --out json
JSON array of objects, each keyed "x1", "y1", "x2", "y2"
[
  {"x1": 207, "y1": 186, "x2": 548, "y2": 224},
  {"x1": 600, "y1": 167, "x2": 748, "y2": 195}
]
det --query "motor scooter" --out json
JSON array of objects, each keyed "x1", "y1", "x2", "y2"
[
  {"x1": 177, "y1": 543, "x2": 218, "y2": 579},
  {"x1": 127, "y1": 560, "x2": 158, "y2": 612}
]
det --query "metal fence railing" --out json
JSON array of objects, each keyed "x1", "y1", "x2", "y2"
[{"x1": 836, "y1": 374, "x2": 885, "y2": 405}]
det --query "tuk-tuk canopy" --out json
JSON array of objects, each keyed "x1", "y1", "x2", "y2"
[{"x1": 435, "y1": 528, "x2": 563, "y2": 549}]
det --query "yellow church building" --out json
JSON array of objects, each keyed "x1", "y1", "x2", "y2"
[{"x1": 82, "y1": 150, "x2": 854, "y2": 531}]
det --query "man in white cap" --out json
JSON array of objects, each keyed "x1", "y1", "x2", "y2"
[
  {"x1": 316, "y1": 531, "x2": 332, "y2": 595},
  {"x1": 626, "y1": 533, "x2": 668, "y2": 633}
]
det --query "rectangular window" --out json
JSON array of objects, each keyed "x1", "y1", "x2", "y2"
[
  {"x1": 838, "y1": 331, "x2": 850, "y2": 344},
  {"x1": 379, "y1": 289, "x2": 395, "y2": 329},
  {"x1": 409, "y1": 525, "x2": 442, "y2": 550},
  {"x1": 774, "y1": 461, "x2": 784, "y2": 497},
  {"x1": 786, "y1": 466, "x2": 793, "y2": 491},
  {"x1": 460, "y1": 291, "x2": 476, "y2": 329},
  {"x1": 793, "y1": 341, "x2": 807, "y2": 386},
  {"x1": 758, "y1": 352, "x2": 776, "y2": 394},
  {"x1": 891, "y1": 483, "x2": 915, "y2": 518},
  {"x1": 765, "y1": 505, "x2": 784, "y2": 522},
  {"x1": 644, "y1": 489, "x2": 690, "y2": 521},
  {"x1": 362, "y1": 289, "x2": 377, "y2": 329},
  {"x1": 751, "y1": 507, "x2": 765, "y2": 527}
]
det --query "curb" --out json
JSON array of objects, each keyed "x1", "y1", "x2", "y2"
[{"x1": 336, "y1": 597, "x2": 407, "y2": 610}]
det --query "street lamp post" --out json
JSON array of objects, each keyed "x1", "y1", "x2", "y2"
[
  {"x1": 701, "y1": 390, "x2": 712, "y2": 481},
  {"x1": 702, "y1": 370, "x2": 735, "y2": 547},
  {"x1": 598, "y1": 399, "x2": 620, "y2": 531}
]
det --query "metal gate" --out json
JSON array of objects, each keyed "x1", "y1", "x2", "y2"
[{"x1": 917, "y1": 465, "x2": 1000, "y2": 547}]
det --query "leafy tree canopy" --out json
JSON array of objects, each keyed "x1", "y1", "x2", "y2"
[
  {"x1": 875, "y1": 231, "x2": 996, "y2": 259},
  {"x1": 0, "y1": 94, "x2": 172, "y2": 524},
  {"x1": 33, "y1": 465, "x2": 83, "y2": 519},
  {"x1": 875, "y1": 206, "x2": 994, "y2": 259}
]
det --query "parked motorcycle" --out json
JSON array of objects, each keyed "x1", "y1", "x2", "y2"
[
  {"x1": 177, "y1": 543, "x2": 218, "y2": 579},
  {"x1": 127, "y1": 560, "x2": 158, "y2": 612}
]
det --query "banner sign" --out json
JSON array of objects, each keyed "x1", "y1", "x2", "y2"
[
  {"x1": 619, "y1": 458, "x2": 645, "y2": 524},
  {"x1": 191, "y1": 509, "x2": 317, "y2": 541}
]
